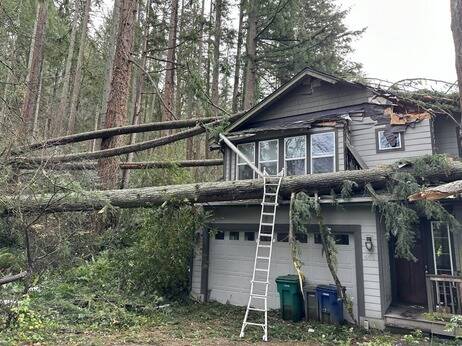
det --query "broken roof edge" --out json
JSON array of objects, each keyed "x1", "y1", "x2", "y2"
[{"x1": 226, "y1": 67, "x2": 367, "y2": 133}]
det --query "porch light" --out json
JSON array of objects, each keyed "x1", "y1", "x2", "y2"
[{"x1": 365, "y1": 236, "x2": 374, "y2": 252}]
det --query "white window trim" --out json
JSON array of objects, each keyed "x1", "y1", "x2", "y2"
[
  {"x1": 236, "y1": 142, "x2": 256, "y2": 180},
  {"x1": 284, "y1": 135, "x2": 307, "y2": 176},
  {"x1": 258, "y1": 139, "x2": 279, "y2": 175},
  {"x1": 310, "y1": 132, "x2": 336, "y2": 174},
  {"x1": 377, "y1": 130, "x2": 402, "y2": 151},
  {"x1": 431, "y1": 221, "x2": 454, "y2": 275}
]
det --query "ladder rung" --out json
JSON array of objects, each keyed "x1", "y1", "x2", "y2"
[
  {"x1": 259, "y1": 233, "x2": 273, "y2": 238},
  {"x1": 244, "y1": 322, "x2": 266, "y2": 327},
  {"x1": 258, "y1": 244, "x2": 271, "y2": 248},
  {"x1": 256, "y1": 256, "x2": 270, "y2": 260},
  {"x1": 255, "y1": 268, "x2": 269, "y2": 272},
  {"x1": 260, "y1": 222, "x2": 273, "y2": 227},
  {"x1": 262, "y1": 202, "x2": 278, "y2": 206},
  {"x1": 250, "y1": 294, "x2": 267, "y2": 299},
  {"x1": 265, "y1": 193, "x2": 277, "y2": 196},
  {"x1": 252, "y1": 280, "x2": 269, "y2": 284},
  {"x1": 248, "y1": 307, "x2": 266, "y2": 312},
  {"x1": 262, "y1": 212, "x2": 275, "y2": 216}
]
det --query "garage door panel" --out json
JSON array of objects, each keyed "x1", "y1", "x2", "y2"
[{"x1": 208, "y1": 231, "x2": 358, "y2": 320}]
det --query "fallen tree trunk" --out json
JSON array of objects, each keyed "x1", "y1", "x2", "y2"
[
  {"x1": 4, "y1": 160, "x2": 462, "y2": 214},
  {"x1": 14, "y1": 117, "x2": 219, "y2": 155},
  {"x1": 0, "y1": 271, "x2": 28, "y2": 285},
  {"x1": 12, "y1": 113, "x2": 243, "y2": 165},
  {"x1": 15, "y1": 159, "x2": 223, "y2": 170},
  {"x1": 409, "y1": 180, "x2": 462, "y2": 201}
]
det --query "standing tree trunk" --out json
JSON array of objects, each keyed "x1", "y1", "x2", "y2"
[
  {"x1": 232, "y1": 0, "x2": 245, "y2": 113},
  {"x1": 67, "y1": 0, "x2": 92, "y2": 134},
  {"x1": 97, "y1": 0, "x2": 138, "y2": 189},
  {"x1": 451, "y1": 0, "x2": 462, "y2": 114},
  {"x1": 210, "y1": 0, "x2": 223, "y2": 110},
  {"x1": 56, "y1": 0, "x2": 79, "y2": 137},
  {"x1": 21, "y1": 0, "x2": 48, "y2": 135},
  {"x1": 243, "y1": 0, "x2": 257, "y2": 110},
  {"x1": 162, "y1": 0, "x2": 179, "y2": 123},
  {"x1": 121, "y1": 0, "x2": 150, "y2": 189},
  {"x1": 32, "y1": 61, "x2": 45, "y2": 137},
  {"x1": 93, "y1": 0, "x2": 121, "y2": 152}
]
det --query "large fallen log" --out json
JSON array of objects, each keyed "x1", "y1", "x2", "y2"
[
  {"x1": 408, "y1": 180, "x2": 462, "y2": 201},
  {"x1": 13, "y1": 117, "x2": 220, "y2": 155},
  {"x1": 15, "y1": 159, "x2": 223, "y2": 170},
  {"x1": 12, "y1": 113, "x2": 243, "y2": 165},
  {"x1": 4, "y1": 160, "x2": 462, "y2": 214}
]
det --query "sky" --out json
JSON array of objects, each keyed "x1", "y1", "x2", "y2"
[
  {"x1": 97, "y1": 0, "x2": 457, "y2": 83},
  {"x1": 338, "y1": 0, "x2": 456, "y2": 82}
]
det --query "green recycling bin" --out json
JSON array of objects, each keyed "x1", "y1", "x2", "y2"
[{"x1": 275, "y1": 275, "x2": 304, "y2": 322}]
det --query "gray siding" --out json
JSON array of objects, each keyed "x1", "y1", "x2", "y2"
[
  {"x1": 191, "y1": 234, "x2": 203, "y2": 300},
  {"x1": 350, "y1": 116, "x2": 433, "y2": 168},
  {"x1": 245, "y1": 82, "x2": 371, "y2": 126},
  {"x1": 205, "y1": 203, "x2": 385, "y2": 325},
  {"x1": 434, "y1": 116, "x2": 460, "y2": 157}
]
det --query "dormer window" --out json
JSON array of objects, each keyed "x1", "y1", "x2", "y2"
[
  {"x1": 284, "y1": 136, "x2": 306, "y2": 176},
  {"x1": 259, "y1": 140, "x2": 278, "y2": 175},
  {"x1": 237, "y1": 143, "x2": 255, "y2": 180},
  {"x1": 311, "y1": 132, "x2": 335, "y2": 173}
]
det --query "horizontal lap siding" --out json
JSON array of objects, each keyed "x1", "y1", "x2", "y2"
[
  {"x1": 434, "y1": 117, "x2": 460, "y2": 157},
  {"x1": 350, "y1": 117, "x2": 433, "y2": 168},
  {"x1": 191, "y1": 236, "x2": 203, "y2": 299},
  {"x1": 253, "y1": 83, "x2": 370, "y2": 123}
]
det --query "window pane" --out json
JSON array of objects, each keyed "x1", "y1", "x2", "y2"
[
  {"x1": 238, "y1": 165, "x2": 254, "y2": 180},
  {"x1": 312, "y1": 157, "x2": 334, "y2": 173},
  {"x1": 295, "y1": 233, "x2": 308, "y2": 243},
  {"x1": 436, "y1": 254, "x2": 451, "y2": 273},
  {"x1": 285, "y1": 136, "x2": 305, "y2": 159},
  {"x1": 237, "y1": 143, "x2": 255, "y2": 164},
  {"x1": 230, "y1": 231, "x2": 239, "y2": 240},
  {"x1": 260, "y1": 162, "x2": 277, "y2": 175},
  {"x1": 259, "y1": 140, "x2": 278, "y2": 162},
  {"x1": 286, "y1": 159, "x2": 305, "y2": 176},
  {"x1": 312, "y1": 133, "x2": 334, "y2": 156},
  {"x1": 378, "y1": 131, "x2": 401, "y2": 150},
  {"x1": 244, "y1": 232, "x2": 255, "y2": 241},
  {"x1": 215, "y1": 231, "x2": 224, "y2": 240},
  {"x1": 277, "y1": 233, "x2": 289, "y2": 242}
]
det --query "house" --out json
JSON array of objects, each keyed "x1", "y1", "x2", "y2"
[{"x1": 191, "y1": 67, "x2": 462, "y2": 334}]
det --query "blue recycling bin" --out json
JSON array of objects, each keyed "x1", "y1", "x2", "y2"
[{"x1": 315, "y1": 284, "x2": 344, "y2": 324}]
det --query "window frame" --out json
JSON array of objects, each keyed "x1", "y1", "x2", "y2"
[
  {"x1": 236, "y1": 142, "x2": 256, "y2": 180},
  {"x1": 284, "y1": 135, "x2": 307, "y2": 176},
  {"x1": 376, "y1": 129, "x2": 404, "y2": 152},
  {"x1": 431, "y1": 221, "x2": 454, "y2": 275},
  {"x1": 310, "y1": 131, "x2": 336, "y2": 174},
  {"x1": 258, "y1": 139, "x2": 279, "y2": 175}
]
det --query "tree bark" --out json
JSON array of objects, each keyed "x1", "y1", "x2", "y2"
[
  {"x1": 210, "y1": 0, "x2": 223, "y2": 110},
  {"x1": 97, "y1": 0, "x2": 138, "y2": 189},
  {"x1": 56, "y1": 0, "x2": 79, "y2": 136},
  {"x1": 16, "y1": 116, "x2": 220, "y2": 154},
  {"x1": 452, "y1": 0, "x2": 462, "y2": 112},
  {"x1": 162, "y1": 0, "x2": 179, "y2": 123},
  {"x1": 5, "y1": 160, "x2": 462, "y2": 214},
  {"x1": 94, "y1": 0, "x2": 121, "y2": 152},
  {"x1": 0, "y1": 271, "x2": 28, "y2": 286},
  {"x1": 243, "y1": 0, "x2": 257, "y2": 110},
  {"x1": 32, "y1": 61, "x2": 45, "y2": 137},
  {"x1": 67, "y1": 0, "x2": 92, "y2": 134},
  {"x1": 232, "y1": 0, "x2": 245, "y2": 113},
  {"x1": 121, "y1": 0, "x2": 151, "y2": 188},
  {"x1": 21, "y1": 0, "x2": 48, "y2": 135},
  {"x1": 16, "y1": 159, "x2": 223, "y2": 171}
]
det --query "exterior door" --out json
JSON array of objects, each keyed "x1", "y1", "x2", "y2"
[{"x1": 395, "y1": 232, "x2": 428, "y2": 306}]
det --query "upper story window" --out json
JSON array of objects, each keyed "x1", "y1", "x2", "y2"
[
  {"x1": 237, "y1": 142, "x2": 255, "y2": 180},
  {"x1": 311, "y1": 132, "x2": 335, "y2": 173},
  {"x1": 377, "y1": 129, "x2": 403, "y2": 152},
  {"x1": 285, "y1": 136, "x2": 306, "y2": 176},
  {"x1": 259, "y1": 139, "x2": 278, "y2": 175}
]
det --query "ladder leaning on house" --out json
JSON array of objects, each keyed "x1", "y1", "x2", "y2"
[{"x1": 219, "y1": 134, "x2": 284, "y2": 342}]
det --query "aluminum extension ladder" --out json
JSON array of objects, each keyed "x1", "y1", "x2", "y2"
[{"x1": 240, "y1": 169, "x2": 284, "y2": 342}]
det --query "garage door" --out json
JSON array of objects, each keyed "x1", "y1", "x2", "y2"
[{"x1": 208, "y1": 228, "x2": 358, "y2": 321}]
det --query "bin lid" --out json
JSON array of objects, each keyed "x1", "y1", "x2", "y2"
[
  {"x1": 316, "y1": 284, "x2": 338, "y2": 293},
  {"x1": 275, "y1": 275, "x2": 300, "y2": 284}
]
